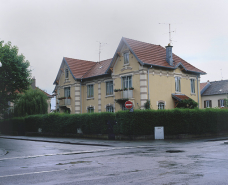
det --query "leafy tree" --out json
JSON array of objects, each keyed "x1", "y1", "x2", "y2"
[
  {"x1": 176, "y1": 98, "x2": 198, "y2": 109},
  {"x1": 0, "y1": 41, "x2": 31, "y2": 114},
  {"x1": 14, "y1": 88, "x2": 48, "y2": 117}
]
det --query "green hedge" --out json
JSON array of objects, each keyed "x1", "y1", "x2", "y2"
[{"x1": 0, "y1": 109, "x2": 228, "y2": 136}]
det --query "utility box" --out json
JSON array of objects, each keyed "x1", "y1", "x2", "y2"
[{"x1": 154, "y1": 127, "x2": 164, "y2": 140}]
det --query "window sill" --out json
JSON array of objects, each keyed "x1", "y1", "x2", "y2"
[
  {"x1": 87, "y1": 97, "x2": 94, "y2": 100},
  {"x1": 191, "y1": 93, "x2": 196, "y2": 96},
  {"x1": 175, "y1": 91, "x2": 181, "y2": 94},
  {"x1": 105, "y1": 95, "x2": 114, "y2": 98},
  {"x1": 123, "y1": 63, "x2": 130, "y2": 66}
]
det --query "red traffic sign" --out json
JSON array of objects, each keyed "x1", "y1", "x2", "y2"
[{"x1": 125, "y1": 101, "x2": 133, "y2": 109}]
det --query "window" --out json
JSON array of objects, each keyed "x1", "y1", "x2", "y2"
[
  {"x1": 64, "y1": 87, "x2": 70, "y2": 98},
  {"x1": 65, "y1": 68, "x2": 69, "y2": 79},
  {"x1": 87, "y1": 85, "x2": 94, "y2": 98},
  {"x1": 158, "y1": 102, "x2": 165, "y2": 110},
  {"x1": 88, "y1": 107, "x2": 94, "y2": 113},
  {"x1": 204, "y1": 100, "x2": 212, "y2": 108},
  {"x1": 175, "y1": 76, "x2": 181, "y2": 92},
  {"x1": 218, "y1": 99, "x2": 225, "y2": 107},
  {"x1": 106, "y1": 106, "x2": 114, "y2": 112},
  {"x1": 190, "y1": 79, "x2": 195, "y2": 93},
  {"x1": 124, "y1": 52, "x2": 129, "y2": 64},
  {"x1": 106, "y1": 81, "x2": 113, "y2": 96},
  {"x1": 122, "y1": 76, "x2": 132, "y2": 89}
]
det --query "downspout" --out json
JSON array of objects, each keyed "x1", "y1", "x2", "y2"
[
  {"x1": 80, "y1": 78, "x2": 82, "y2": 114},
  {"x1": 148, "y1": 65, "x2": 153, "y2": 100},
  {"x1": 197, "y1": 75, "x2": 199, "y2": 108}
]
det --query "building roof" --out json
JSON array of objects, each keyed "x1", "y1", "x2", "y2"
[
  {"x1": 200, "y1": 82, "x2": 208, "y2": 91},
  {"x1": 54, "y1": 37, "x2": 206, "y2": 85},
  {"x1": 36, "y1": 87, "x2": 53, "y2": 98},
  {"x1": 122, "y1": 37, "x2": 206, "y2": 74},
  {"x1": 64, "y1": 57, "x2": 96, "y2": 79},
  {"x1": 172, "y1": 94, "x2": 190, "y2": 101},
  {"x1": 82, "y1": 58, "x2": 112, "y2": 79},
  {"x1": 201, "y1": 80, "x2": 228, "y2": 96}
]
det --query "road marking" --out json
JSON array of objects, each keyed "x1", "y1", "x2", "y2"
[
  {"x1": 0, "y1": 169, "x2": 66, "y2": 178},
  {"x1": 0, "y1": 146, "x2": 153, "y2": 161}
]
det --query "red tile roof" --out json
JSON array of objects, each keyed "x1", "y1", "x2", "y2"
[
  {"x1": 172, "y1": 94, "x2": 190, "y2": 101},
  {"x1": 82, "y1": 58, "x2": 112, "y2": 78},
  {"x1": 123, "y1": 38, "x2": 206, "y2": 74},
  {"x1": 200, "y1": 82, "x2": 208, "y2": 91},
  {"x1": 64, "y1": 57, "x2": 96, "y2": 79}
]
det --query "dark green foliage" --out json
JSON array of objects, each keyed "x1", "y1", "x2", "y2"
[
  {"x1": 1, "y1": 109, "x2": 228, "y2": 137},
  {"x1": 14, "y1": 88, "x2": 48, "y2": 117},
  {"x1": 144, "y1": 99, "x2": 151, "y2": 109},
  {"x1": 0, "y1": 41, "x2": 31, "y2": 114},
  {"x1": 176, "y1": 99, "x2": 198, "y2": 109}
]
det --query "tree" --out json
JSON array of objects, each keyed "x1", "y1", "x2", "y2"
[
  {"x1": 14, "y1": 88, "x2": 48, "y2": 117},
  {"x1": 0, "y1": 41, "x2": 31, "y2": 114},
  {"x1": 144, "y1": 99, "x2": 151, "y2": 109},
  {"x1": 176, "y1": 98, "x2": 198, "y2": 109}
]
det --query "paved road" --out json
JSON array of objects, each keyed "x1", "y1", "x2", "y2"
[{"x1": 0, "y1": 136, "x2": 228, "y2": 184}]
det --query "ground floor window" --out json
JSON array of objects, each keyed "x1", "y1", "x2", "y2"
[
  {"x1": 158, "y1": 102, "x2": 165, "y2": 110},
  {"x1": 87, "y1": 107, "x2": 94, "y2": 113},
  {"x1": 218, "y1": 99, "x2": 224, "y2": 107},
  {"x1": 106, "y1": 106, "x2": 114, "y2": 112},
  {"x1": 204, "y1": 100, "x2": 212, "y2": 108}
]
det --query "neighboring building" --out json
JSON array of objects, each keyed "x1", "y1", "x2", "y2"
[
  {"x1": 53, "y1": 37, "x2": 206, "y2": 114},
  {"x1": 31, "y1": 78, "x2": 53, "y2": 113},
  {"x1": 201, "y1": 80, "x2": 228, "y2": 108}
]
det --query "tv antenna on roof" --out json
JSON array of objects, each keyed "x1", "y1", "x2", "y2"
[
  {"x1": 97, "y1": 41, "x2": 107, "y2": 62},
  {"x1": 159, "y1": 23, "x2": 176, "y2": 45}
]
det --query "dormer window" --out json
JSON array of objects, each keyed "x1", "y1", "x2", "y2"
[
  {"x1": 124, "y1": 52, "x2": 129, "y2": 64},
  {"x1": 65, "y1": 68, "x2": 69, "y2": 79}
]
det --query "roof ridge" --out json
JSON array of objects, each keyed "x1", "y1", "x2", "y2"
[{"x1": 123, "y1": 37, "x2": 158, "y2": 46}]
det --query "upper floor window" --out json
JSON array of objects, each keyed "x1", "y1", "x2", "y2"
[
  {"x1": 218, "y1": 99, "x2": 225, "y2": 107},
  {"x1": 65, "y1": 68, "x2": 69, "y2": 79},
  {"x1": 106, "y1": 81, "x2": 113, "y2": 96},
  {"x1": 87, "y1": 84, "x2": 94, "y2": 98},
  {"x1": 88, "y1": 107, "x2": 94, "y2": 113},
  {"x1": 175, "y1": 76, "x2": 181, "y2": 92},
  {"x1": 124, "y1": 52, "x2": 129, "y2": 64},
  {"x1": 64, "y1": 87, "x2": 70, "y2": 98},
  {"x1": 106, "y1": 106, "x2": 114, "y2": 112},
  {"x1": 190, "y1": 79, "x2": 195, "y2": 93},
  {"x1": 122, "y1": 76, "x2": 132, "y2": 89},
  {"x1": 204, "y1": 100, "x2": 212, "y2": 108},
  {"x1": 158, "y1": 102, "x2": 165, "y2": 110}
]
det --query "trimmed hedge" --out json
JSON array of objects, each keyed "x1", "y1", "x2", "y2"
[{"x1": 0, "y1": 109, "x2": 228, "y2": 136}]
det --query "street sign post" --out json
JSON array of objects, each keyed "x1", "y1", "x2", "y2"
[{"x1": 125, "y1": 101, "x2": 133, "y2": 109}]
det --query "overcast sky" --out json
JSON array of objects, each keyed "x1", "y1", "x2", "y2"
[{"x1": 1, "y1": 0, "x2": 228, "y2": 109}]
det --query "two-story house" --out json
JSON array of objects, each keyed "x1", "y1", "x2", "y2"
[
  {"x1": 53, "y1": 37, "x2": 206, "y2": 113},
  {"x1": 201, "y1": 80, "x2": 228, "y2": 108}
]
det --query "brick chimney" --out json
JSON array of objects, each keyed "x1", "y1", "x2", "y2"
[
  {"x1": 165, "y1": 43, "x2": 173, "y2": 66},
  {"x1": 31, "y1": 77, "x2": 36, "y2": 89}
]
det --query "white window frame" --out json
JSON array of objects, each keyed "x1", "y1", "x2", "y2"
[
  {"x1": 106, "y1": 81, "x2": 113, "y2": 96},
  {"x1": 106, "y1": 106, "x2": 114, "y2": 112},
  {"x1": 158, "y1": 102, "x2": 165, "y2": 110},
  {"x1": 65, "y1": 68, "x2": 69, "y2": 79},
  {"x1": 190, "y1": 79, "x2": 195, "y2": 94},
  {"x1": 175, "y1": 76, "x2": 181, "y2": 92},
  {"x1": 123, "y1": 52, "x2": 129, "y2": 65},
  {"x1": 205, "y1": 100, "x2": 211, "y2": 108},
  {"x1": 219, "y1": 99, "x2": 224, "y2": 107},
  {"x1": 87, "y1": 84, "x2": 94, "y2": 98},
  {"x1": 87, "y1": 107, "x2": 94, "y2": 113},
  {"x1": 122, "y1": 76, "x2": 132, "y2": 89}
]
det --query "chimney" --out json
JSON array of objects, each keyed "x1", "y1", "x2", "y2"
[
  {"x1": 165, "y1": 43, "x2": 173, "y2": 66},
  {"x1": 32, "y1": 77, "x2": 36, "y2": 89}
]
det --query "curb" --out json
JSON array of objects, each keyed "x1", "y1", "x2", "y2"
[{"x1": 0, "y1": 136, "x2": 113, "y2": 147}]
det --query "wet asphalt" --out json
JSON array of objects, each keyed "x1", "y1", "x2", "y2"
[{"x1": 0, "y1": 135, "x2": 228, "y2": 184}]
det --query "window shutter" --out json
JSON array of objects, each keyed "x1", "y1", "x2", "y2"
[
  {"x1": 210, "y1": 100, "x2": 212, "y2": 108},
  {"x1": 218, "y1": 100, "x2": 220, "y2": 107},
  {"x1": 204, "y1": 101, "x2": 206, "y2": 108}
]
